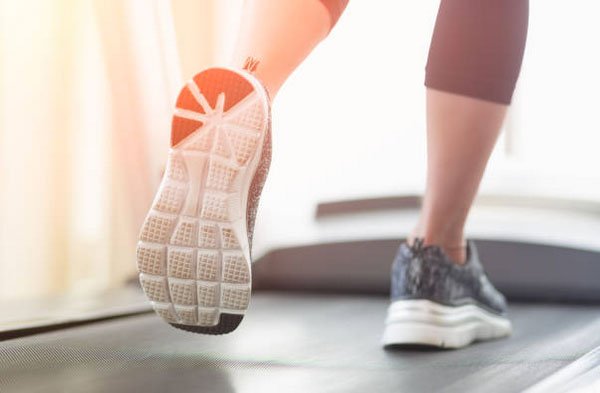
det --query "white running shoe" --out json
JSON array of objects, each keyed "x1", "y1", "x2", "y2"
[{"x1": 136, "y1": 67, "x2": 271, "y2": 335}]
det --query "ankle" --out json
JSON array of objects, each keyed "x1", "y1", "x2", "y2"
[
  {"x1": 439, "y1": 243, "x2": 467, "y2": 265},
  {"x1": 230, "y1": 57, "x2": 280, "y2": 100},
  {"x1": 407, "y1": 230, "x2": 467, "y2": 265}
]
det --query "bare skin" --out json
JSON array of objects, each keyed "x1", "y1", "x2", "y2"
[
  {"x1": 410, "y1": 89, "x2": 507, "y2": 263},
  {"x1": 229, "y1": 0, "x2": 509, "y2": 264},
  {"x1": 231, "y1": 0, "x2": 331, "y2": 98}
]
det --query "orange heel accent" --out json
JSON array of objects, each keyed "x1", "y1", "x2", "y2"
[{"x1": 171, "y1": 68, "x2": 254, "y2": 147}]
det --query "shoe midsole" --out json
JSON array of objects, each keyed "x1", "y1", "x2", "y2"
[{"x1": 385, "y1": 299, "x2": 511, "y2": 329}]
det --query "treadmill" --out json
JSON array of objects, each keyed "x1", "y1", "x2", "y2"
[{"x1": 1, "y1": 196, "x2": 599, "y2": 393}]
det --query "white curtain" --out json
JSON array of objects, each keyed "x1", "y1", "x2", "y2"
[{"x1": 0, "y1": 0, "x2": 203, "y2": 300}]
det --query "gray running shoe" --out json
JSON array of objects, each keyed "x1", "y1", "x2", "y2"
[
  {"x1": 382, "y1": 239, "x2": 512, "y2": 348},
  {"x1": 136, "y1": 67, "x2": 271, "y2": 335}
]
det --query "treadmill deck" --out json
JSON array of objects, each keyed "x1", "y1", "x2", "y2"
[{"x1": 1, "y1": 292, "x2": 599, "y2": 393}]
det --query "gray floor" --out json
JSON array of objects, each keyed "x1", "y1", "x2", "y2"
[
  {"x1": 0, "y1": 287, "x2": 149, "y2": 335},
  {"x1": 1, "y1": 292, "x2": 599, "y2": 393}
]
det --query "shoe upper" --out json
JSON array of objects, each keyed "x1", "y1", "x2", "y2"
[
  {"x1": 390, "y1": 239, "x2": 508, "y2": 316},
  {"x1": 244, "y1": 76, "x2": 272, "y2": 255},
  {"x1": 245, "y1": 122, "x2": 271, "y2": 254}
]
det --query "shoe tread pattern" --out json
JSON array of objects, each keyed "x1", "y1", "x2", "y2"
[{"x1": 137, "y1": 68, "x2": 268, "y2": 335}]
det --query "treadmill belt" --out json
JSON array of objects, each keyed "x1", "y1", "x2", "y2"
[{"x1": 1, "y1": 293, "x2": 599, "y2": 393}]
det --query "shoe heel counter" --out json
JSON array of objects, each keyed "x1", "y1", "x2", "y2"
[
  {"x1": 390, "y1": 251, "x2": 423, "y2": 299},
  {"x1": 391, "y1": 249, "x2": 456, "y2": 302}
]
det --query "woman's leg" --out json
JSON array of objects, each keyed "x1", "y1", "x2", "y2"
[
  {"x1": 139, "y1": 1, "x2": 350, "y2": 335},
  {"x1": 412, "y1": 0, "x2": 529, "y2": 263},
  {"x1": 230, "y1": 0, "x2": 349, "y2": 98}
]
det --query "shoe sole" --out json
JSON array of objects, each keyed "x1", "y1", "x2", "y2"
[
  {"x1": 136, "y1": 67, "x2": 270, "y2": 335},
  {"x1": 381, "y1": 299, "x2": 512, "y2": 349}
]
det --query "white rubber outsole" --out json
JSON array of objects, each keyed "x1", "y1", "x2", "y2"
[
  {"x1": 382, "y1": 299, "x2": 512, "y2": 349},
  {"x1": 136, "y1": 67, "x2": 270, "y2": 331}
]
